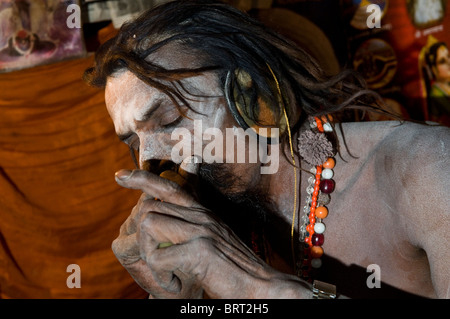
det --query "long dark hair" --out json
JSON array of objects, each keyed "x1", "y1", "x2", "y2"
[{"x1": 84, "y1": 0, "x2": 388, "y2": 149}]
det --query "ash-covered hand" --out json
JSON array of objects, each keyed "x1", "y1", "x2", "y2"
[{"x1": 111, "y1": 168, "x2": 289, "y2": 299}]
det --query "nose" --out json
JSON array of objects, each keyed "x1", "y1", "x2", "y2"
[
  {"x1": 141, "y1": 158, "x2": 179, "y2": 176},
  {"x1": 137, "y1": 132, "x2": 179, "y2": 174}
]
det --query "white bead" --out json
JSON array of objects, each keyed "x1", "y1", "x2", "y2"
[
  {"x1": 314, "y1": 222, "x2": 326, "y2": 234},
  {"x1": 311, "y1": 258, "x2": 322, "y2": 268},
  {"x1": 322, "y1": 168, "x2": 334, "y2": 179},
  {"x1": 306, "y1": 186, "x2": 314, "y2": 194},
  {"x1": 323, "y1": 122, "x2": 333, "y2": 132}
]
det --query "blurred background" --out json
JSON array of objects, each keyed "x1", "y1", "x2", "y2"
[{"x1": 0, "y1": 0, "x2": 449, "y2": 298}]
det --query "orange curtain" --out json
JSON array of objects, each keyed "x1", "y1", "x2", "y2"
[{"x1": 0, "y1": 56, "x2": 146, "y2": 298}]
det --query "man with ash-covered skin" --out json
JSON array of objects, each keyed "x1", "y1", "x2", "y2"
[{"x1": 84, "y1": 0, "x2": 450, "y2": 299}]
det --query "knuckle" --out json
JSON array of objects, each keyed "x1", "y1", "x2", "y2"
[
  {"x1": 111, "y1": 238, "x2": 121, "y2": 255},
  {"x1": 195, "y1": 237, "x2": 215, "y2": 254},
  {"x1": 111, "y1": 235, "x2": 140, "y2": 266},
  {"x1": 139, "y1": 211, "x2": 162, "y2": 235},
  {"x1": 139, "y1": 213, "x2": 154, "y2": 232},
  {"x1": 145, "y1": 251, "x2": 159, "y2": 269}
]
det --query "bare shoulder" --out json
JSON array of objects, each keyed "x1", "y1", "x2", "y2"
[
  {"x1": 337, "y1": 120, "x2": 450, "y2": 216},
  {"x1": 337, "y1": 121, "x2": 450, "y2": 177},
  {"x1": 337, "y1": 120, "x2": 450, "y2": 157},
  {"x1": 337, "y1": 121, "x2": 450, "y2": 297}
]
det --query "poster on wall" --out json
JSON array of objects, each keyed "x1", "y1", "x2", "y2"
[
  {"x1": 345, "y1": 0, "x2": 450, "y2": 126},
  {"x1": 0, "y1": 0, "x2": 86, "y2": 73}
]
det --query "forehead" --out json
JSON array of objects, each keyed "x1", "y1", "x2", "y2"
[
  {"x1": 105, "y1": 41, "x2": 220, "y2": 110},
  {"x1": 437, "y1": 45, "x2": 448, "y2": 56},
  {"x1": 104, "y1": 70, "x2": 155, "y2": 128},
  {"x1": 105, "y1": 70, "x2": 149, "y2": 108}
]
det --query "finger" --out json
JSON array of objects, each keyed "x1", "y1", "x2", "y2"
[
  {"x1": 144, "y1": 238, "x2": 211, "y2": 289},
  {"x1": 138, "y1": 209, "x2": 207, "y2": 247},
  {"x1": 125, "y1": 197, "x2": 169, "y2": 235},
  {"x1": 159, "y1": 170, "x2": 187, "y2": 188},
  {"x1": 120, "y1": 193, "x2": 151, "y2": 236},
  {"x1": 111, "y1": 233, "x2": 141, "y2": 266},
  {"x1": 112, "y1": 231, "x2": 185, "y2": 297},
  {"x1": 115, "y1": 169, "x2": 199, "y2": 207},
  {"x1": 138, "y1": 216, "x2": 182, "y2": 293}
]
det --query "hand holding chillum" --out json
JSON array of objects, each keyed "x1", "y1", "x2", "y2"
[{"x1": 112, "y1": 162, "x2": 276, "y2": 299}]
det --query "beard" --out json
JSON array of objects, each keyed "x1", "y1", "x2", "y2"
[
  {"x1": 197, "y1": 162, "x2": 274, "y2": 223},
  {"x1": 197, "y1": 162, "x2": 287, "y2": 264}
]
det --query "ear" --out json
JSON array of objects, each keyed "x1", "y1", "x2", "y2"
[{"x1": 224, "y1": 69, "x2": 287, "y2": 141}]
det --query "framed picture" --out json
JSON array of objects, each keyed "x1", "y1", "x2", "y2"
[{"x1": 0, "y1": 0, "x2": 86, "y2": 73}]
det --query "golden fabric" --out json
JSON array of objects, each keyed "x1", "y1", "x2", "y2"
[{"x1": 0, "y1": 56, "x2": 146, "y2": 298}]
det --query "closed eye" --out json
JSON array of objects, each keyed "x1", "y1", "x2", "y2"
[{"x1": 161, "y1": 115, "x2": 183, "y2": 128}]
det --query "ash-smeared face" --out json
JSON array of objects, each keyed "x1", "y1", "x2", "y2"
[
  {"x1": 105, "y1": 68, "x2": 226, "y2": 169},
  {"x1": 104, "y1": 43, "x2": 267, "y2": 198}
]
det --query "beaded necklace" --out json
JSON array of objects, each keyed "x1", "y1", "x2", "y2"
[
  {"x1": 248, "y1": 115, "x2": 336, "y2": 282},
  {"x1": 297, "y1": 115, "x2": 336, "y2": 282}
]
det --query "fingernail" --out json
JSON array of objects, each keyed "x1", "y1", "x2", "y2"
[{"x1": 115, "y1": 169, "x2": 132, "y2": 180}]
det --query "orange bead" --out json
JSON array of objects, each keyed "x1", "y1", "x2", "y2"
[
  {"x1": 323, "y1": 157, "x2": 335, "y2": 169},
  {"x1": 314, "y1": 117, "x2": 324, "y2": 132},
  {"x1": 310, "y1": 246, "x2": 324, "y2": 258},
  {"x1": 315, "y1": 206, "x2": 329, "y2": 219}
]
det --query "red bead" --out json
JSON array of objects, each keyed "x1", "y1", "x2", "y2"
[
  {"x1": 312, "y1": 233, "x2": 324, "y2": 246},
  {"x1": 320, "y1": 179, "x2": 335, "y2": 194},
  {"x1": 304, "y1": 236, "x2": 311, "y2": 245}
]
